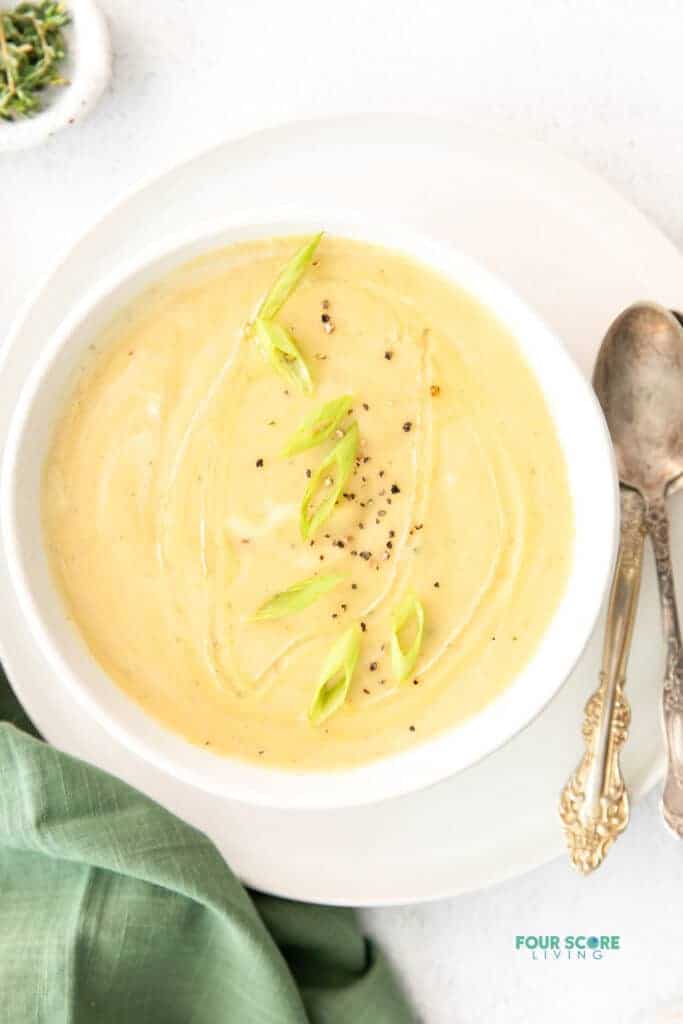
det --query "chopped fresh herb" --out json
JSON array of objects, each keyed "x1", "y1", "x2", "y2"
[
  {"x1": 252, "y1": 572, "x2": 344, "y2": 621},
  {"x1": 282, "y1": 394, "x2": 353, "y2": 457},
  {"x1": 300, "y1": 422, "x2": 359, "y2": 540},
  {"x1": 257, "y1": 233, "x2": 323, "y2": 321},
  {"x1": 308, "y1": 623, "x2": 362, "y2": 725},
  {"x1": 0, "y1": 2, "x2": 70, "y2": 122},
  {"x1": 390, "y1": 592, "x2": 425, "y2": 682},
  {"x1": 253, "y1": 318, "x2": 313, "y2": 395}
]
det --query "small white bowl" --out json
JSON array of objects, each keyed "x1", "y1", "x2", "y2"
[
  {"x1": 0, "y1": 211, "x2": 618, "y2": 808},
  {"x1": 0, "y1": 0, "x2": 110, "y2": 152}
]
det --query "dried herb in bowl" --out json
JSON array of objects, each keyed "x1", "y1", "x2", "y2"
[{"x1": 0, "y1": 2, "x2": 69, "y2": 121}]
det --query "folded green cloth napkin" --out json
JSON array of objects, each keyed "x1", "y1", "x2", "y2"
[{"x1": 0, "y1": 667, "x2": 413, "y2": 1023}]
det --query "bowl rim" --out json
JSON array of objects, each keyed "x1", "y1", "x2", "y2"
[{"x1": 0, "y1": 207, "x2": 618, "y2": 808}]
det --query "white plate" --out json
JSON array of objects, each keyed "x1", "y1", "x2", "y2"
[{"x1": 1, "y1": 114, "x2": 681, "y2": 905}]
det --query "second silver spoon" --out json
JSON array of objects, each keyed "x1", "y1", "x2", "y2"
[{"x1": 594, "y1": 303, "x2": 683, "y2": 838}]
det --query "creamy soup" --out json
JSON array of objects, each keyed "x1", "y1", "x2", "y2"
[{"x1": 43, "y1": 236, "x2": 573, "y2": 771}]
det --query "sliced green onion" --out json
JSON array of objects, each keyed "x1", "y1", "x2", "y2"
[
  {"x1": 282, "y1": 394, "x2": 354, "y2": 457},
  {"x1": 390, "y1": 592, "x2": 425, "y2": 681},
  {"x1": 258, "y1": 233, "x2": 323, "y2": 321},
  {"x1": 309, "y1": 623, "x2": 362, "y2": 725},
  {"x1": 300, "y1": 421, "x2": 359, "y2": 540},
  {"x1": 254, "y1": 318, "x2": 313, "y2": 395},
  {"x1": 252, "y1": 573, "x2": 344, "y2": 621}
]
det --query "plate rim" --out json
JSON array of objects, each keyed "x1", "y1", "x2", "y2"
[{"x1": 0, "y1": 113, "x2": 676, "y2": 904}]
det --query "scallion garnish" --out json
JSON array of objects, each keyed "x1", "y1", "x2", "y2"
[
  {"x1": 308, "y1": 623, "x2": 362, "y2": 725},
  {"x1": 300, "y1": 421, "x2": 359, "y2": 540},
  {"x1": 258, "y1": 233, "x2": 323, "y2": 321},
  {"x1": 252, "y1": 572, "x2": 344, "y2": 621},
  {"x1": 281, "y1": 394, "x2": 353, "y2": 457},
  {"x1": 254, "y1": 318, "x2": 313, "y2": 395},
  {"x1": 390, "y1": 592, "x2": 425, "y2": 681}
]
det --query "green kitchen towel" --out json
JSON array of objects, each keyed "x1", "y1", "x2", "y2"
[{"x1": 0, "y1": 667, "x2": 413, "y2": 1023}]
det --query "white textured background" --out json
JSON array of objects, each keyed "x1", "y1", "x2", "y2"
[{"x1": 2, "y1": 2, "x2": 683, "y2": 1022}]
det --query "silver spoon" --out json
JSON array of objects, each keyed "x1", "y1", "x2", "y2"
[{"x1": 560, "y1": 302, "x2": 683, "y2": 872}]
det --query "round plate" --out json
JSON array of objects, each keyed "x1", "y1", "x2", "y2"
[{"x1": 1, "y1": 114, "x2": 681, "y2": 905}]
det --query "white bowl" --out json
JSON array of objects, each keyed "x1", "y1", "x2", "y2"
[
  {"x1": 0, "y1": 0, "x2": 110, "y2": 153},
  {"x1": 0, "y1": 211, "x2": 618, "y2": 808}
]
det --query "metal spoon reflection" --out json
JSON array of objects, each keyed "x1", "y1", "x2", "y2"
[{"x1": 561, "y1": 303, "x2": 683, "y2": 871}]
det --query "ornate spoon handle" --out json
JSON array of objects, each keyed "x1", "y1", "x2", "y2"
[
  {"x1": 646, "y1": 496, "x2": 683, "y2": 836},
  {"x1": 560, "y1": 487, "x2": 646, "y2": 873}
]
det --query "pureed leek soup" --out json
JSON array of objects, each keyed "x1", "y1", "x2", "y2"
[{"x1": 43, "y1": 234, "x2": 573, "y2": 771}]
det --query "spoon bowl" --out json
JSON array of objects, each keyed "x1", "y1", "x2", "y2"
[{"x1": 593, "y1": 303, "x2": 683, "y2": 497}]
